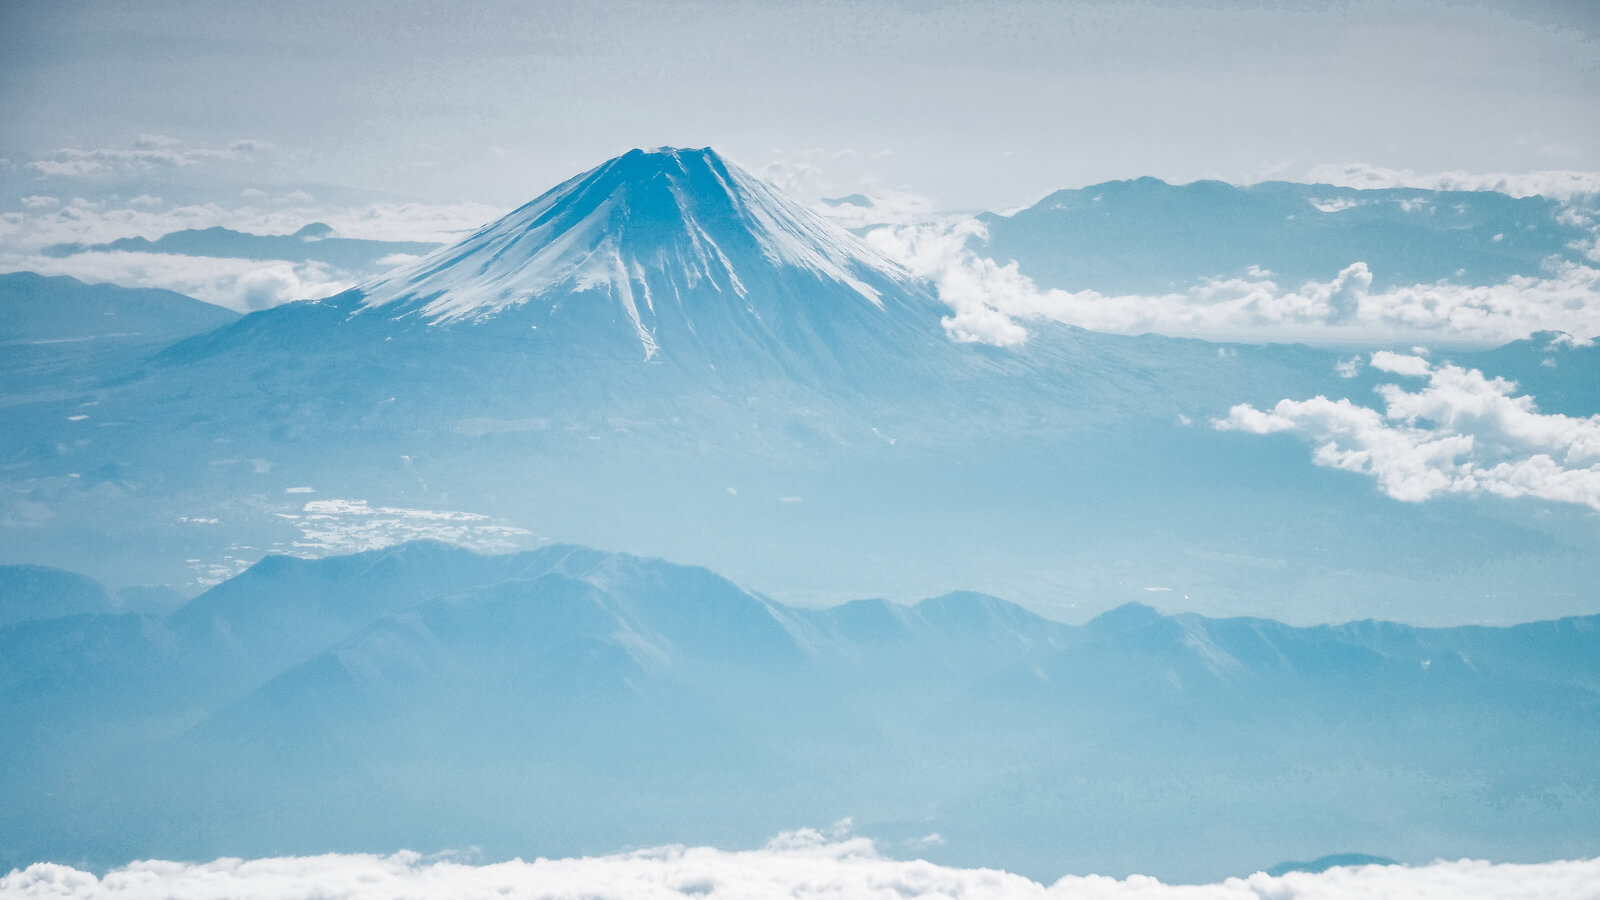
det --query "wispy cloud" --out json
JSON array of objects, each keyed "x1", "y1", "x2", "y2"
[
  {"x1": 26, "y1": 135, "x2": 266, "y2": 178},
  {"x1": 866, "y1": 218, "x2": 1600, "y2": 346},
  {"x1": 1215, "y1": 353, "x2": 1600, "y2": 510},
  {"x1": 2, "y1": 833, "x2": 1595, "y2": 899}
]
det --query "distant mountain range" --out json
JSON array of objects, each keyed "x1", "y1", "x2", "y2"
[
  {"x1": 976, "y1": 176, "x2": 1592, "y2": 294},
  {"x1": 2, "y1": 541, "x2": 1596, "y2": 882},
  {"x1": 43, "y1": 222, "x2": 441, "y2": 276}
]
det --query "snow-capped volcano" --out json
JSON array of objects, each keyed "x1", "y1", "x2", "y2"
[{"x1": 355, "y1": 147, "x2": 945, "y2": 372}]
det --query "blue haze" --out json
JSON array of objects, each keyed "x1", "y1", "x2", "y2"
[
  {"x1": 0, "y1": 147, "x2": 1598, "y2": 883},
  {"x1": 2, "y1": 150, "x2": 1597, "y2": 624}
]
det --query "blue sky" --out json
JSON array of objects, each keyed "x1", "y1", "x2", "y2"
[{"x1": 2, "y1": 0, "x2": 1596, "y2": 210}]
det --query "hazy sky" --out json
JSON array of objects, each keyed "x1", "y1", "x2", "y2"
[{"x1": 2, "y1": 0, "x2": 1597, "y2": 210}]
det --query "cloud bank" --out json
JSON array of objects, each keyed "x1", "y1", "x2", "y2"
[
  {"x1": 1216, "y1": 353, "x2": 1600, "y2": 510},
  {"x1": 2, "y1": 833, "x2": 1596, "y2": 900},
  {"x1": 865, "y1": 219, "x2": 1600, "y2": 346}
]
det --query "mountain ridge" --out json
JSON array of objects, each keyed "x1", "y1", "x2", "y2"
[
  {"x1": 4, "y1": 540, "x2": 1600, "y2": 881},
  {"x1": 980, "y1": 176, "x2": 1590, "y2": 294}
]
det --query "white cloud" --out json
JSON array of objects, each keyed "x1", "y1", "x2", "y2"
[
  {"x1": 280, "y1": 498, "x2": 531, "y2": 557},
  {"x1": 1310, "y1": 197, "x2": 1362, "y2": 213},
  {"x1": 1, "y1": 835, "x2": 1596, "y2": 899},
  {"x1": 863, "y1": 217, "x2": 1033, "y2": 344},
  {"x1": 940, "y1": 300, "x2": 1030, "y2": 346},
  {"x1": 864, "y1": 218, "x2": 1600, "y2": 346},
  {"x1": 1369, "y1": 351, "x2": 1433, "y2": 377},
  {"x1": 1215, "y1": 356, "x2": 1600, "y2": 510},
  {"x1": 1570, "y1": 235, "x2": 1600, "y2": 265},
  {"x1": 25, "y1": 136, "x2": 263, "y2": 178},
  {"x1": 185, "y1": 555, "x2": 253, "y2": 587},
  {"x1": 1303, "y1": 163, "x2": 1600, "y2": 201},
  {"x1": 0, "y1": 251, "x2": 355, "y2": 312},
  {"x1": 19, "y1": 196, "x2": 59, "y2": 210}
]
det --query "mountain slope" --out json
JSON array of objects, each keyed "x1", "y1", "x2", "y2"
[{"x1": 0, "y1": 273, "x2": 239, "y2": 398}]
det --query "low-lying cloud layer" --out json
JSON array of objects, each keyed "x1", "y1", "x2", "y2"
[
  {"x1": 1, "y1": 136, "x2": 504, "y2": 311},
  {"x1": 2, "y1": 833, "x2": 1595, "y2": 899},
  {"x1": 1216, "y1": 353, "x2": 1600, "y2": 511},
  {"x1": 281, "y1": 498, "x2": 532, "y2": 557},
  {"x1": 866, "y1": 219, "x2": 1600, "y2": 347},
  {"x1": 0, "y1": 193, "x2": 502, "y2": 311},
  {"x1": 7, "y1": 251, "x2": 355, "y2": 311}
]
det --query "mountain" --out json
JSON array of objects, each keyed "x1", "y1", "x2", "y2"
[
  {"x1": 977, "y1": 177, "x2": 1592, "y2": 294},
  {"x1": 43, "y1": 223, "x2": 440, "y2": 277},
  {"x1": 1264, "y1": 854, "x2": 1398, "y2": 877},
  {"x1": 0, "y1": 564, "x2": 113, "y2": 626},
  {"x1": 0, "y1": 272, "x2": 237, "y2": 345},
  {"x1": 2, "y1": 542, "x2": 1597, "y2": 882},
  {"x1": 169, "y1": 147, "x2": 954, "y2": 390},
  {"x1": 0, "y1": 272, "x2": 238, "y2": 397}
]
